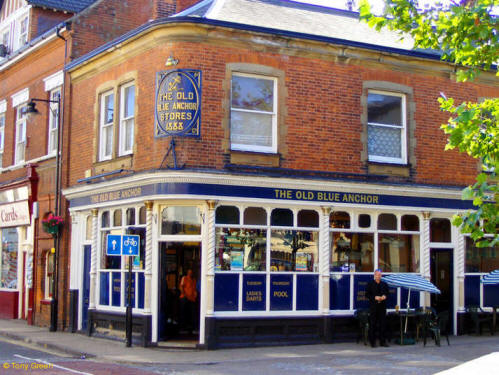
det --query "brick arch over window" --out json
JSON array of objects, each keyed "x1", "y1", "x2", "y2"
[{"x1": 360, "y1": 81, "x2": 416, "y2": 177}]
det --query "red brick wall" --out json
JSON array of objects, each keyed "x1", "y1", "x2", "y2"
[
  {"x1": 68, "y1": 39, "x2": 499, "y2": 188},
  {"x1": 30, "y1": 8, "x2": 71, "y2": 39}
]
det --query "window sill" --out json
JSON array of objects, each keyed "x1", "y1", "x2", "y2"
[
  {"x1": 367, "y1": 161, "x2": 410, "y2": 177},
  {"x1": 230, "y1": 150, "x2": 280, "y2": 167},
  {"x1": 94, "y1": 154, "x2": 133, "y2": 174}
]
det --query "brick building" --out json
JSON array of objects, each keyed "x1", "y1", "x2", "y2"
[{"x1": 60, "y1": 0, "x2": 497, "y2": 348}]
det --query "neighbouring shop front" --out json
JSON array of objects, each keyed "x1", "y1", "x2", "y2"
[{"x1": 64, "y1": 172, "x2": 498, "y2": 348}]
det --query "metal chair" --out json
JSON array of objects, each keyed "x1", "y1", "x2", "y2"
[
  {"x1": 425, "y1": 310, "x2": 450, "y2": 346},
  {"x1": 354, "y1": 309, "x2": 370, "y2": 345},
  {"x1": 466, "y1": 305, "x2": 493, "y2": 335},
  {"x1": 415, "y1": 307, "x2": 436, "y2": 343}
]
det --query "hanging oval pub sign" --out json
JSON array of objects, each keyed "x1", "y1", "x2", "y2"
[{"x1": 155, "y1": 69, "x2": 201, "y2": 137}]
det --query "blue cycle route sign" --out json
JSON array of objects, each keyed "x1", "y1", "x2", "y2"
[
  {"x1": 107, "y1": 235, "x2": 122, "y2": 256},
  {"x1": 122, "y1": 235, "x2": 140, "y2": 256}
]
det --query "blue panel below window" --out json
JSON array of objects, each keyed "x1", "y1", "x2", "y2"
[
  {"x1": 296, "y1": 274, "x2": 318, "y2": 310},
  {"x1": 270, "y1": 274, "x2": 293, "y2": 311},
  {"x1": 330, "y1": 274, "x2": 350, "y2": 310},
  {"x1": 138, "y1": 272, "x2": 145, "y2": 309},
  {"x1": 400, "y1": 288, "x2": 420, "y2": 309},
  {"x1": 353, "y1": 275, "x2": 370, "y2": 310},
  {"x1": 99, "y1": 272, "x2": 109, "y2": 306},
  {"x1": 242, "y1": 274, "x2": 266, "y2": 311},
  {"x1": 112, "y1": 272, "x2": 121, "y2": 307},
  {"x1": 465, "y1": 275, "x2": 481, "y2": 307},
  {"x1": 214, "y1": 273, "x2": 239, "y2": 311},
  {"x1": 484, "y1": 284, "x2": 499, "y2": 307}
]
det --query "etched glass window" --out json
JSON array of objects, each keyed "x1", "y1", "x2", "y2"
[{"x1": 367, "y1": 91, "x2": 406, "y2": 164}]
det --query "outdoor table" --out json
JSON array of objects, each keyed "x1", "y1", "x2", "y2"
[{"x1": 395, "y1": 309, "x2": 422, "y2": 345}]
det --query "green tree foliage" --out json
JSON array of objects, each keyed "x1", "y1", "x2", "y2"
[{"x1": 360, "y1": 0, "x2": 498, "y2": 246}]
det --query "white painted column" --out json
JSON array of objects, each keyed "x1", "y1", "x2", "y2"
[
  {"x1": 89, "y1": 209, "x2": 98, "y2": 309},
  {"x1": 455, "y1": 228, "x2": 465, "y2": 335},
  {"x1": 69, "y1": 212, "x2": 80, "y2": 291},
  {"x1": 144, "y1": 201, "x2": 153, "y2": 314},
  {"x1": 421, "y1": 212, "x2": 431, "y2": 306},
  {"x1": 319, "y1": 207, "x2": 331, "y2": 314},
  {"x1": 204, "y1": 200, "x2": 217, "y2": 316}
]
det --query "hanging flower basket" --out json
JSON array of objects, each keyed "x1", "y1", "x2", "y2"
[{"x1": 42, "y1": 214, "x2": 64, "y2": 236}]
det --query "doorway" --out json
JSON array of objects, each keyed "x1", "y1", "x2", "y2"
[
  {"x1": 430, "y1": 249, "x2": 453, "y2": 325},
  {"x1": 158, "y1": 242, "x2": 201, "y2": 341}
]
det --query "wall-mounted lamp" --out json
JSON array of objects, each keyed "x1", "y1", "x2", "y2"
[{"x1": 165, "y1": 55, "x2": 179, "y2": 66}]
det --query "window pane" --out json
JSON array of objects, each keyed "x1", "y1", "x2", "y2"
[
  {"x1": 105, "y1": 94, "x2": 114, "y2": 123},
  {"x1": 378, "y1": 234, "x2": 419, "y2": 272},
  {"x1": 1, "y1": 228, "x2": 18, "y2": 289},
  {"x1": 161, "y1": 206, "x2": 201, "y2": 235},
  {"x1": 271, "y1": 208, "x2": 293, "y2": 227},
  {"x1": 368, "y1": 93, "x2": 402, "y2": 126},
  {"x1": 359, "y1": 214, "x2": 371, "y2": 228},
  {"x1": 215, "y1": 206, "x2": 239, "y2": 225},
  {"x1": 330, "y1": 232, "x2": 374, "y2": 272},
  {"x1": 215, "y1": 228, "x2": 266, "y2": 271},
  {"x1": 270, "y1": 230, "x2": 318, "y2": 272},
  {"x1": 124, "y1": 85, "x2": 135, "y2": 118},
  {"x1": 402, "y1": 215, "x2": 419, "y2": 231},
  {"x1": 139, "y1": 207, "x2": 146, "y2": 224},
  {"x1": 124, "y1": 118, "x2": 134, "y2": 151},
  {"x1": 244, "y1": 207, "x2": 266, "y2": 225},
  {"x1": 126, "y1": 208, "x2": 135, "y2": 226},
  {"x1": 465, "y1": 237, "x2": 499, "y2": 273},
  {"x1": 330, "y1": 211, "x2": 350, "y2": 229},
  {"x1": 298, "y1": 210, "x2": 319, "y2": 228},
  {"x1": 104, "y1": 126, "x2": 113, "y2": 156},
  {"x1": 101, "y1": 211, "x2": 110, "y2": 228},
  {"x1": 85, "y1": 216, "x2": 92, "y2": 241},
  {"x1": 430, "y1": 218, "x2": 451, "y2": 242},
  {"x1": 378, "y1": 214, "x2": 397, "y2": 230},
  {"x1": 113, "y1": 210, "x2": 122, "y2": 227},
  {"x1": 230, "y1": 111, "x2": 272, "y2": 148},
  {"x1": 231, "y1": 75, "x2": 274, "y2": 112},
  {"x1": 368, "y1": 125, "x2": 402, "y2": 159}
]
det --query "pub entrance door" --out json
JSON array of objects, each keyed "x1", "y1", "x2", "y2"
[
  {"x1": 430, "y1": 249, "x2": 453, "y2": 327},
  {"x1": 158, "y1": 241, "x2": 201, "y2": 341}
]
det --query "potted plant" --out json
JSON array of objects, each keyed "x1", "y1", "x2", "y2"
[{"x1": 42, "y1": 214, "x2": 64, "y2": 236}]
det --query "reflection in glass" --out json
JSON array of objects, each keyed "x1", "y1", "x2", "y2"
[
  {"x1": 430, "y1": 218, "x2": 451, "y2": 242},
  {"x1": 270, "y1": 230, "x2": 318, "y2": 272},
  {"x1": 113, "y1": 209, "x2": 122, "y2": 227},
  {"x1": 244, "y1": 207, "x2": 266, "y2": 225},
  {"x1": 126, "y1": 208, "x2": 135, "y2": 226},
  {"x1": 231, "y1": 75, "x2": 274, "y2": 112},
  {"x1": 330, "y1": 211, "x2": 350, "y2": 229},
  {"x1": 215, "y1": 228, "x2": 266, "y2": 271},
  {"x1": 139, "y1": 206, "x2": 146, "y2": 225},
  {"x1": 330, "y1": 232, "x2": 374, "y2": 272},
  {"x1": 101, "y1": 229, "x2": 121, "y2": 269},
  {"x1": 378, "y1": 213, "x2": 397, "y2": 230},
  {"x1": 271, "y1": 208, "x2": 293, "y2": 227},
  {"x1": 368, "y1": 93, "x2": 402, "y2": 126},
  {"x1": 378, "y1": 234, "x2": 419, "y2": 272},
  {"x1": 359, "y1": 214, "x2": 371, "y2": 228},
  {"x1": 465, "y1": 237, "x2": 499, "y2": 273},
  {"x1": 101, "y1": 211, "x2": 109, "y2": 228},
  {"x1": 401, "y1": 215, "x2": 419, "y2": 231},
  {"x1": 161, "y1": 206, "x2": 201, "y2": 235}
]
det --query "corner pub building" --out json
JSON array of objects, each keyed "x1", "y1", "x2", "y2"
[{"x1": 62, "y1": 0, "x2": 498, "y2": 348}]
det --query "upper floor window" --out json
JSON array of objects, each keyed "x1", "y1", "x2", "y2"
[
  {"x1": 1, "y1": 30, "x2": 10, "y2": 54},
  {"x1": 17, "y1": 16, "x2": 28, "y2": 48},
  {"x1": 230, "y1": 73, "x2": 277, "y2": 153},
  {"x1": 99, "y1": 91, "x2": 114, "y2": 161},
  {"x1": 15, "y1": 105, "x2": 26, "y2": 165},
  {"x1": 48, "y1": 88, "x2": 60, "y2": 155},
  {"x1": 119, "y1": 83, "x2": 135, "y2": 156},
  {"x1": 0, "y1": 112, "x2": 4, "y2": 168},
  {"x1": 367, "y1": 90, "x2": 407, "y2": 164}
]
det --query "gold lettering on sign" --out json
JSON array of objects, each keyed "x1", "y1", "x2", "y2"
[{"x1": 90, "y1": 187, "x2": 142, "y2": 203}]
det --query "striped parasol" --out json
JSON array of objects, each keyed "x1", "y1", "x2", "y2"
[
  {"x1": 383, "y1": 273, "x2": 441, "y2": 333},
  {"x1": 481, "y1": 270, "x2": 499, "y2": 285}
]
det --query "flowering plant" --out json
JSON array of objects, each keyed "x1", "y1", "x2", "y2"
[{"x1": 42, "y1": 214, "x2": 64, "y2": 236}]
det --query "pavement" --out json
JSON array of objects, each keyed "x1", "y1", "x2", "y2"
[{"x1": 1, "y1": 318, "x2": 499, "y2": 373}]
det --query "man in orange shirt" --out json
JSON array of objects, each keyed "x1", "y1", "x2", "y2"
[{"x1": 179, "y1": 269, "x2": 197, "y2": 334}]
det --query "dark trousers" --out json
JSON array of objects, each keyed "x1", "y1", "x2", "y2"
[
  {"x1": 369, "y1": 307, "x2": 387, "y2": 345},
  {"x1": 179, "y1": 297, "x2": 196, "y2": 332}
]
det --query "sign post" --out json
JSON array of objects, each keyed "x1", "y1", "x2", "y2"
[{"x1": 106, "y1": 234, "x2": 140, "y2": 347}]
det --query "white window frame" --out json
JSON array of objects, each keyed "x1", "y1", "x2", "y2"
[
  {"x1": 367, "y1": 90, "x2": 407, "y2": 164},
  {"x1": 47, "y1": 88, "x2": 60, "y2": 155},
  {"x1": 17, "y1": 15, "x2": 28, "y2": 49},
  {"x1": 0, "y1": 112, "x2": 5, "y2": 168},
  {"x1": 230, "y1": 72, "x2": 278, "y2": 154},
  {"x1": 15, "y1": 105, "x2": 26, "y2": 165},
  {"x1": 118, "y1": 82, "x2": 135, "y2": 156},
  {"x1": 99, "y1": 91, "x2": 114, "y2": 161}
]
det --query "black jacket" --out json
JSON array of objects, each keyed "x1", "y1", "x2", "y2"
[{"x1": 366, "y1": 279, "x2": 390, "y2": 310}]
